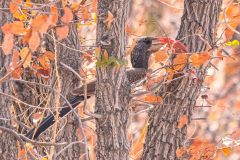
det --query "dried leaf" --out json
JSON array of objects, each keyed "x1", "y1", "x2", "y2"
[
  {"x1": 56, "y1": 25, "x2": 69, "y2": 40},
  {"x1": 177, "y1": 115, "x2": 188, "y2": 129},
  {"x1": 155, "y1": 50, "x2": 168, "y2": 62},
  {"x1": 11, "y1": 50, "x2": 21, "y2": 79},
  {"x1": 2, "y1": 21, "x2": 26, "y2": 35},
  {"x1": 173, "y1": 54, "x2": 188, "y2": 71},
  {"x1": 9, "y1": 2, "x2": 18, "y2": 14},
  {"x1": 39, "y1": 55, "x2": 50, "y2": 70},
  {"x1": 29, "y1": 32, "x2": 40, "y2": 52},
  {"x1": 103, "y1": 50, "x2": 108, "y2": 60},
  {"x1": 126, "y1": 24, "x2": 132, "y2": 35},
  {"x1": 22, "y1": 29, "x2": 32, "y2": 44},
  {"x1": 190, "y1": 52, "x2": 211, "y2": 68},
  {"x1": 104, "y1": 11, "x2": 114, "y2": 29},
  {"x1": 2, "y1": 33, "x2": 14, "y2": 55},
  {"x1": 61, "y1": 7, "x2": 73, "y2": 24},
  {"x1": 49, "y1": 5, "x2": 58, "y2": 26},
  {"x1": 44, "y1": 51, "x2": 55, "y2": 61},
  {"x1": 144, "y1": 95, "x2": 162, "y2": 103},
  {"x1": 31, "y1": 15, "x2": 49, "y2": 33},
  {"x1": 221, "y1": 147, "x2": 232, "y2": 157},
  {"x1": 20, "y1": 47, "x2": 31, "y2": 68}
]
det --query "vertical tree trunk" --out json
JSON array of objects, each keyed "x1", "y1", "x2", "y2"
[
  {"x1": 95, "y1": 0, "x2": 130, "y2": 159},
  {"x1": 142, "y1": 0, "x2": 222, "y2": 160},
  {"x1": 0, "y1": 1, "x2": 18, "y2": 159}
]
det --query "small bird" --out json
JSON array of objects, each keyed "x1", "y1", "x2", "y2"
[{"x1": 25, "y1": 37, "x2": 163, "y2": 140}]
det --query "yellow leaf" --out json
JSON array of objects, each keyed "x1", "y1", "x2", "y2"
[
  {"x1": 221, "y1": 147, "x2": 232, "y2": 157},
  {"x1": 20, "y1": 47, "x2": 31, "y2": 68}
]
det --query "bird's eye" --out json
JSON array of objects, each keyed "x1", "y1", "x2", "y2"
[{"x1": 145, "y1": 39, "x2": 151, "y2": 45}]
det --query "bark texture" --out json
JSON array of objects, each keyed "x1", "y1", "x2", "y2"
[
  {"x1": 95, "y1": 0, "x2": 130, "y2": 159},
  {"x1": 142, "y1": 0, "x2": 222, "y2": 160},
  {"x1": 0, "y1": 1, "x2": 18, "y2": 159}
]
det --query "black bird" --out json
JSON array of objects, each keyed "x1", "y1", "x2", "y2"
[
  {"x1": 131, "y1": 37, "x2": 156, "y2": 69},
  {"x1": 26, "y1": 95, "x2": 90, "y2": 139},
  {"x1": 26, "y1": 37, "x2": 161, "y2": 140}
]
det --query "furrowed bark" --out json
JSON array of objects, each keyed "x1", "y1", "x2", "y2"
[
  {"x1": 95, "y1": 0, "x2": 130, "y2": 159},
  {"x1": 142, "y1": 0, "x2": 222, "y2": 160},
  {"x1": 0, "y1": 1, "x2": 18, "y2": 159}
]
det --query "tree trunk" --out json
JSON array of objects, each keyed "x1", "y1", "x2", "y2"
[
  {"x1": 142, "y1": 0, "x2": 222, "y2": 160},
  {"x1": 95, "y1": 0, "x2": 130, "y2": 159},
  {"x1": 0, "y1": 0, "x2": 18, "y2": 159}
]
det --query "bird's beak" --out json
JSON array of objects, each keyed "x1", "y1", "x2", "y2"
[{"x1": 149, "y1": 37, "x2": 164, "y2": 52}]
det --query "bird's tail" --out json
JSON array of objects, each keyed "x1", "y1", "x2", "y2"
[{"x1": 26, "y1": 95, "x2": 88, "y2": 140}]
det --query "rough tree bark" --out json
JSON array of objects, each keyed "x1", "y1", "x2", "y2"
[
  {"x1": 0, "y1": 1, "x2": 18, "y2": 159},
  {"x1": 95, "y1": 0, "x2": 130, "y2": 159},
  {"x1": 142, "y1": 0, "x2": 223, "y2": 160}
]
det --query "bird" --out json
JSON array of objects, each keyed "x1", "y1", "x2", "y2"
[{"x1": 25, "y1": 37, "x2": 163, "y2": 140}]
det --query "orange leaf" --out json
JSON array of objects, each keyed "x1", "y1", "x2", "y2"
[
  {"x1": 44, "y1": 51, "x2": 55, "y2": 61},
  {"x1": 91, "y1": 0, "x2": 97, "y2": 12},
  {"x1": 103, "y1": 50, "x2": 108, "y2": 60},
  {"x1": 61, "y1": 7, "x2": 73, "y2": 24},
  {"x1": 22, "y1": 29, "x2": 32, "y2": 45},
  {"x1": 104, "y1": 11, "x2": 114, "y2": 29},
  {"x1": 221, "y1": 147, "x2": 232, "y2": 157},
  {"x1": 9, "y1": 2, "x2": 18, "y2": 14},
  {"x1": 126, "y1": 39, "x2": 137, "y2": 56},
  {"x1": 2, "y1": 21, "x2": 26, "y2": 35},
  {"x1": 125, "y1": 24, "x2": 132, "y2": 36},
  {"x1": 79, "y1": 6, "x2": 91, "y2": 21},
  {"x1": 56, "y1": 25, "x2": 69, "y2": 40},
  {"x1": 166, "y1": 68, "x2": 175, "y2": 80},
  {"x1": 144, "y1": 95, "x2": 162, "y2": 103},
  {"x1": 155, "y1": 50, "x2": 168, "y2": 63},
  {"x1": 19, "y1": 47, "x2": 31, "y2": 68},
  {"x1": 39, "y1": 55, "x2": 50, "y2": 70},
  {"x1": 29, "y1": 32, "x2": 40, "y2": 52},
  {"x1": 49, "y1": 5, "x2": 58, "y2": 26},
  {"x1": 190, "y1": 52, "x2": 211, "y2": 68},
  {"x1": 173, "y1": 54, "x2": 188, "y2": 71},
  {"x1": 31, "y1": 15, "x2": 49, "y2": 33},
  {"x1": 177, "y1": 115, "x2": 188, "y2": 129},
  {"x1": 11, "y1": 50, "x2": 21, "y2": 79},
  {"x1": 2, "y1": 33, "x2": 14, "y2": 55}
]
